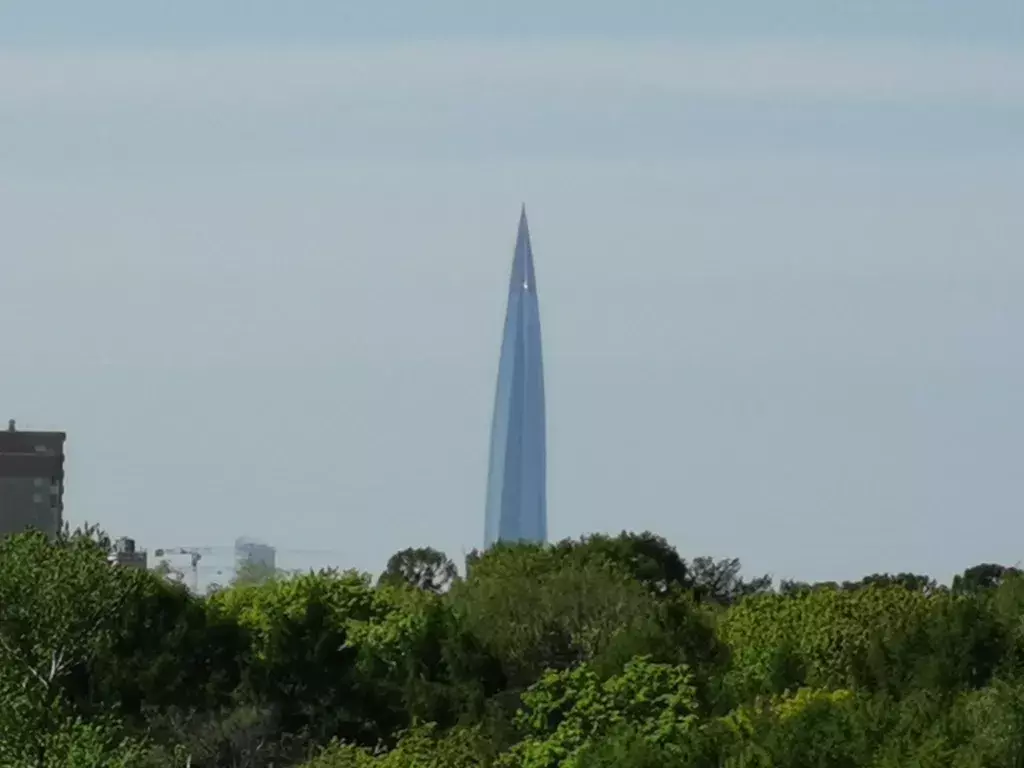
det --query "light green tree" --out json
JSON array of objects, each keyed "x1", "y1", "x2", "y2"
[
  {"x1": 0, "y1": 529, "x2": 147, "y2": 766},
  {"x1": 497, "y1": 657, "x2": 700, "y2": 768}
]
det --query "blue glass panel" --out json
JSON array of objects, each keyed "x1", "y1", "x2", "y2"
[{"x1": 484, "y1": 208, "x2": 547, "y2": 548}]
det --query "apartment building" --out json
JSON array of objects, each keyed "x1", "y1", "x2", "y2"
[{"x1": 0, "y1": 420, "x2": 65, "y2": 539}]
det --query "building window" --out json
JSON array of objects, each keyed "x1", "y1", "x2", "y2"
[
  {"x1": 32, "y1": 494, "x2": 43, "y2": 504},
  {"x1": 34, "y1": 478, "x2": 44, "y2": 487},
  {"x1": 35, "y1": 446, "x2": 47, "y2": 453}
]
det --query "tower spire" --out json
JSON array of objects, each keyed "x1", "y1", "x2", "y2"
[
  {"x1": 484, "y1": 207, "x2": 547, "y2": 549},
  {"x1": 511, "y1": 203, "x2": 536, "y2": 293}
]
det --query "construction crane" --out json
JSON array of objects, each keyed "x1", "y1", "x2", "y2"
[
  {"x1": 150, "y1": 543, "x2": 351, "y2": 592},
  {"x1": 152, "y1": 547, "x2": 216, "y2": 593}
]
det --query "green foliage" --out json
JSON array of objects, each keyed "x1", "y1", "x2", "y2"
[
  {"x1": 0, "y1": 530, "x2": 138, "y2": 692},
  {"x1": 306, "y1": 724, "x2": 488, "y2": 768},
  {"x1": 211, "y1": 568, "x2": 378, "y2": 643},
  {"x1": 719, "y1": 584, "x2": 954, "y2": 698},
  {"x1": 849, "y1": 572, "x2": 940, "y2": 594},
  {"x1": 209, "y1": 568, "x2": 391, "y2": 744},
  {"x1": 3, "y1": 529, "x2": 1024, "y2": 767},
  {"x1": 546, "y1": 533, "x2": 771, "y2": 606},
  {"x1": 0, "y1": 530, "x2": 144, "y2": 763},
  {"x1": 139, "y1": 704, "x2": 308, "y2": 768},
  {"x1": 686, "y1": 556, "x2": 773, "y2": 606},
  {"x1": 0, "y1": 712, "x2": 151, "y2": 768},
  {"x1": 782, "y1": 572, "x2": 942, "y2": 596},
  {"x1": 451, "y1": 543, "x2": 670, "y2": 690},
  {"x1": 378, "y1": 547, "x2": 458, "y2": 594},
  {"x1": 72, "y1": 573, "x2": 247, "y2": 722},
  {"x1": 570, "y1": 727, "x2": 679, "y2": 768},
  {"x1": 346, "y1": 581, "x2": 498, "y2": 728},
  {"x1": 232, "y1": 559, "x2": 282, "y2": 587},
  {"x1": 712, "y1": 687, "x2": 874, "y2": 768},
  {"x1": 549, "y1": 531, "x2": 690, "y2": 598},
  {"x1": 497, "y1": 657, "x2": 699, "y2": 768},
  {"x1": 953, "y1": 563, "x2": 1022, "y2": 595}
]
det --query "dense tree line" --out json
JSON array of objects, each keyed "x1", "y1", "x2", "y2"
[{"x1": 1, "y1": 526, "x2": 1024, "y2": 766}]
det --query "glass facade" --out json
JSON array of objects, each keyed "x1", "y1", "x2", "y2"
[{"x1": 484, "y1": 207, "x2": 547, "y2": 548}]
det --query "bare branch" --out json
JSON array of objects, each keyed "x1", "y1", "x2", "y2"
[{"x1": 0, "y1": 631, "x2": 51, "y2": 692}]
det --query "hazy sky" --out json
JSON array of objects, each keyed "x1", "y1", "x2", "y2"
[{"x1": 2, "y1": 1, "x2": 1022, "y2": 585}]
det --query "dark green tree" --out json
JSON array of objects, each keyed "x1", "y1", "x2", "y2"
[
  {"x1": 551, "y1": 531, "x2": 690, "y2": 598},
  {"x1": 378, "y1": 547, "x2": 458, "y2": 593},
  {"x1": 686, "y1": 556, "x2": 772, "y2": 605},
  {"x1": 953, "y1": 563, "x2": 1022, "y2": 595}
]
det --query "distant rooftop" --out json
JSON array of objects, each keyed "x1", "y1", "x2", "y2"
[{"x1": 4, "y1": 419, "x2": 66, "y2": 438}]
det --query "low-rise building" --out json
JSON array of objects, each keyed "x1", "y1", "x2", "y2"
[{"x1": 108, "y1": 537, "x2": 148, "y2": 570}]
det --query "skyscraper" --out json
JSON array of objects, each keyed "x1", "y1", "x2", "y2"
[{"x1": 484, "y1": 207, "x2": 547, "y2": 548}]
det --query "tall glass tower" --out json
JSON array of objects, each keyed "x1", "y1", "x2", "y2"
[{"x1": 484, "y1": 207, "x2": 547, "y2": 549}]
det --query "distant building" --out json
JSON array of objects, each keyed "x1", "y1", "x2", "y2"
[
  {"x1": 234, "y1": 537, "x2": 275, "y2": 572},
  {"x1": 108, "y1": 537, "x2": 148, "y2": 570},
  {"x1": 0, "y1": 420, "x2": 66, "y2": 540},
  {"x1": 484, "y1": 208, "x2": 548, "y2": 548}
]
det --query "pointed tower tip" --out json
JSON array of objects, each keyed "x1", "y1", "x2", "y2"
[{"x1": 511, "y1": 203, "x2": 536, "y2": 292}]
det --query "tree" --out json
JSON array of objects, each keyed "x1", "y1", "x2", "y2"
[
  {"x1": 571, "y1": 729, "x2": 680, "y2": 768},
  {"x1": 451, "y1": 544, "x2": 671, "y2": 691},
  {"x1": 0, "y1": 713, "x2": 151, "y2": 768},
  {"x1": 779, "y1": 579, "x2": 836, "y2": 596},
  {"x1": 210, "y1": 568, "x2": 399, "y2": 746},
  {"x1": 551, "y1": 531, "x2": 689, "y2": 598},
  {"x1": 844, "y1": 573, "x2": 939, "y2": 594},
  {"x1": 0, "y1": 532, "x2": 155, "y2": 765},
  {"x1": 346, "y1": 582, "x2": 502, "y2": 731},
  {"x1": 0, "y1": 529, "x2": 143, "y2": 766},
  {"x1": 71, "y1": 571, "x2": 248, "y2": 723},
  {"x1": 686, "y1": 556, "x2": 772, "y2": 605},
  {"x1": 551, "y1": 534, "x2": 770, "y2": 606},
  {"x1": 953, "y1": 563, "x2": 1022, "y2": 595},
  {"x1": 496, "y1": 657, "x2": 700, "y2": 768},
  {"x1": 458, "y1": 543, "x2": 626, "y2": 682},
  {"x1": 152, "y1": 558, "x2": 184, "y2": 583},
  {"x1": 719, "y1": 584, "x2": 939, "y2": 699},
  {"x1": 140, "y1": 704, "x2": 306, "y2": 768},
  {"x1": 378, "y1": 547, "x2": 458, "y2": 594},
  {"x1": 456, "y1": 540, "x2": 725, "y2": 708},
  {"x1": 304, "y1": 724, "x2": 487, "y2": 768},
  {"x1": 712, "y1": 687, "x2": 873, "y2": 768},
  {"x1": 232, "y1": 559, "x2": 281, "y2": 588}
]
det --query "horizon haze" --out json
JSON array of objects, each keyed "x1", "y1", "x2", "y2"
[{"x1": 2, "y1": 0, "x2": 1022, "y2": 585}]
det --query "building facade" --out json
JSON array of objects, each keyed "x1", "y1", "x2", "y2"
[
  {"x1": 108, "y1": 537, "x2": 148, "y2": 570},
  {"x1": 0, "y1": 420, "x2": 65, "y2": 539},
  {"x1": 484, "y1": 208, "x2": 548, "y2": 548}
]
